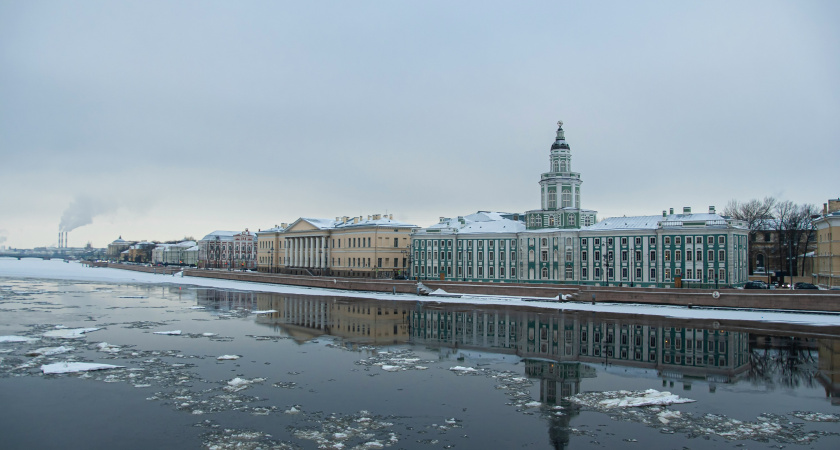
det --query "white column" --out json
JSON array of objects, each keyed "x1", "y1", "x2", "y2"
[
  {"x1": 306, "y1": 237, "x2": 311, "y2": 268},
  {"x1": 295, "y1": 238, "x2": 300, "y2": 267},
  {"x1": 321, "y1": 236, "x2": 326, "y2": 268}
]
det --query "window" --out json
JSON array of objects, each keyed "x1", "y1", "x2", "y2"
[
  {"x1": 489, "y1": 252, "x2": 494, "y2": 261},
  {"x1": 708, "y1": 250, "x2": 714, "y2": 261},
  {"x1": 621, "y1": 267, "x2": 628, "y2": 279},
  {"x1": 665, "y1": 250, "x2": 671, "y2": 261},
  {"x1": 478, "y1": 267, "x2": 483, "y2": 277},
  {"x1": 542, "y1": 267, "x2": 549, "y2": 278},
  {"x1": 635, "y1": 237, "x2": 642, "y2": 246},
  {"x1": 718, "y1": 236, "x2": 725, "y2": 245},
  {"x1": 675, "y1": 236, "x2": 681, "y2": 245},
  {"x1": 489, "y1": 267, "x2": 494, "y2": 278},
  {"x1": 621, "y1": 237, "x2": 627, "y2": 245},
  {"x1": 650, "y1": 237, "x2": 656, "y2": 245},
  {"x1": 511, "y1": 251, "x2": 516, "y2": 261},
  {"x1": 650, "y1": 268, "x2": 656, "y2": 279},
  {"x1": 635, "y1": 250, "x2": 641, "y2": 260},
  {"x1": 608, "y1": 267, "x2": 614, "y2": 279},
  {"x1": 595, "y1": 267, "x2": 601, "y2": 278},
  {"x1": 636, "y1": 267, "x2": 642, "y2": 279},
  {"x1": 594, "y1": 238, "x2": 601, "y2": 246},
  {"x1": 608, "y1": 238, "x2": 614, "y2": 246},
  {"x1": 608, "y1": 250, "x2": 614, "y2": 261},
  {"x1": 665, "y1": 237, "x2": 671, "y2": 245},
  {"x1": 687, "y1": 236, "x2": 693, "y2": 244},
  {"x1": 621, "y1": 251, "x2": 628, "y2": 261},
  {"x1": 582, "y1": 238, "x2": 588, "y2": 246},
  {"x1": 541, "y1": 250, "x2": 548, "y2": 262},
  {"x1": 686, "y1": 251, "x2": 693, "y2": 261},
  {"x1": 541, "y1": 238, "x2": 547, "y2": 247},
  {"x1": 665, "y1": 268, "x2": 671, "y2": 280},
  {"x1": 719, "y1": 250, "x2": 725, "y2": 260},
  {"x1": 394, "y1": 238, "x2": 398, "y2": 247},
  {"x1": 707, "y1": 236, "x2": 714, "y2": 245},
  {"x1": 582, "y1": 267, "x2": 588, "y2": 279},
  {"x1": 500, "y1": 266, "x2": 505, "y2": 278},
  {"x1": 719, "y1": 269, "x2": 726, "y2": 281},
  {"x1": 511, "y1": 267, "x2": 516, "y2": 277},
  {"x1": 675, "y1": 250, "x2": 681, "y2": 260},
  {"x1": 594, "y1": 250, "x2": 600, "y2": 261},
  {"x1": 708, "y1": 268, "x2": 714, "y2": 280},
  {"x1": 696, "y1": 250, "x2": 702, "y2": 261},
  {"x1": 582, "y1": 250, "x2": 588, "y2": 262},
  {"x1": 650, "y1": 250, "x2": 656, "y2": 261}
]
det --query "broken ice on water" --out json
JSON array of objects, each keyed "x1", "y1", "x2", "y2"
[
  {"x1": 0, "y1": 335, "x2": 40, "y2": 343},
  {"x1": 41, "y1": 362, "x2": 124, "y2": 374},
  {"x1": 42, "y1": 327, "x2": 101, "y2": 339},
  {"x1": 152, "y1": 330, "x2": 182, "y2": 335}
]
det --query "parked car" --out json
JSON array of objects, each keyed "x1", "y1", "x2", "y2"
[
  {"x1": 744, "y1": 281, "x2": 769, "y2": 289},
  {"x1": 793, "y1": 282, "x2": 819, "y2": 290}
]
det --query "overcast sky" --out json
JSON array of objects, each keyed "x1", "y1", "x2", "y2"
[{"x1": 1, "y1": 1, "x2": 838, "y2": 249}]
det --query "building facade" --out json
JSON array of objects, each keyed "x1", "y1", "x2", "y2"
[
  {"x1": 255, "y1": 214, "x2": 417, "y2": 278},
  {"x1": 411, "y1": 122, "x2": 750, "y2": 288},
  {"x1": 151, "y1": 241, "x2": 199, "y2": 266},
  {"x1": 814, "y1": 199, "x2": 840, "y2": 288},
  {"x1": 198, "y1": 229, "x2": 257, "y2": 270}
]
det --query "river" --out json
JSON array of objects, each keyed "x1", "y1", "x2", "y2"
[{"x1": 0, "y1": 276, "x2": 838, "y2": 449}]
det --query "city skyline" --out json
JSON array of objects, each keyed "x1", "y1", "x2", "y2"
[{"x1": 2, "y1": 1, "x2": 838, "y2": 248}]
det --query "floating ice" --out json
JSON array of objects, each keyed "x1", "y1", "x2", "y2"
[
  {"x1": 153, "y1": 330, "x2": 181, "y2": 335},
  {"x1": 571, "y1": 389, "x2": 695, "y2": 408},
  {"x1": 523, "y1": 401, "x2": 542, "y2": 408},
  {"x1": 225, "y1": 377, "x2": 265, "y2": 392},
  {"x1": 0, "y1": 335, "x2": 39, "y2": 343},
  {"x1": 449, "y1": 366, "x2": 479, "y2": 373},
  {"x1": 791, "y1": 411, "x2": 840, "y2": 422},
  {"x1": 380, "y1": 365, "x2": 401, "y2": 372},
  {"x1": 201, "y1": 333, "x2": 217, "y2": 337},
  {"x1": 26, "y1": 346, "x2": 74, "y2": 356},
  {"x1": 43, "y1": 328, "x2": 101, "y2": 339},
  {"x1": 189, "y1": 306, "x2": 206, "y2": 309},
  {"x1": 216, "y1": 355, "x2": 240, "y2": 360},
  {"x1": 251, "y1": 310, "x2": 277, "y2": 314},
  {"x1": 96, "y1": 342, "x2": 121, "y2": 353},
  {"x1": 41, "y1": 362, "x2": 124, "y2": 374},
  {"x1": 284, "y1": 406, "x2": 301, "y2": 414}
]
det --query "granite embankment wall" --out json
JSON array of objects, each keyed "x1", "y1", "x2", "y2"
[
  {"x1": 85, "y1": 261, "x2": 182, "y2": 275},
  {"x1": 176, "y1": 269, "x2": 840, "y2": 313}
]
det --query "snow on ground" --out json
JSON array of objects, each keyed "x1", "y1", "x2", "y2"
[
  {"x1": 41, "y1": 362, "x2": 124, "y2": 374},
  {"x1": 1, "y1": 258, "x2": 838, "y2": 326}
]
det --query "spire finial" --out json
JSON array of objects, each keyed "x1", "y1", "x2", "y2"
[{"x1": 557, "y1": 120, "x2": 563, "y2": 128}]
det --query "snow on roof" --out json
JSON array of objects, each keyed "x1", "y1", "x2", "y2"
[
  {"x1": 299, "y1": 218, "x2": 339, "y2": 230},
  {"x1": 417, "y1": 212, "x2": 525, "y2": 235},
  {"x1": 200, "y1": 230, "x2": 239, "y2": 241},
  {"x1": 335, "y1": 217, "x2": 417, "y2": 229},
  {"x1": 584, "y1": 213, "x2": 737, "y2": 231}
]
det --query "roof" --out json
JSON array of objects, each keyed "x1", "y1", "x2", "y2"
[
  {"x1": 416, "y1": 211, "x2": 526, "y2": 235},
  {"x1": 584, "y1": 213, "x2": 740, "y2": 231},
  {"x1": 334, "y1": 217, "x2": 417, "y2": 229},
  {"x1": 299, "y1": 218, "x2": 339, "y2": 230},
  {"x1": 200, "y1": 230, "x2": 239, "y2": 241}
]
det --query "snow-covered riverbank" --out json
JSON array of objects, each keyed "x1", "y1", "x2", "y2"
[{"x1": 1, "y1": 258, "x2": 838, "y2": 326}]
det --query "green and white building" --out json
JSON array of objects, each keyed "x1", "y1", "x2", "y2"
[{"x1": 411, "y1": 121, "x2": 750, "y2": 287}]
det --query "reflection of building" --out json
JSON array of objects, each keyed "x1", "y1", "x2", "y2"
[
  {"x1": 409, "y1": 306, "x2": 751, "y2": 383},
  {"x1": 253, "y1": 293, "x2": 411, "y2": 344},
  {"x1": 195, "y1": 289, "x2": 257, "y2": 311},
  {"x1": 525, "y1": 359, "x2": 595, "y2": 404},
  {"x1": 817, "y1": 339, "x2": 840, "y2": 405}
]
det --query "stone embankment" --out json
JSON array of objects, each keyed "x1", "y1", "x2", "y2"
[
  {"x1": 91, "y1": 264, "x2": 840, "y2": 313},
  {"x1": 175, "y1": 268, "x2": 840, "y2": 313}
]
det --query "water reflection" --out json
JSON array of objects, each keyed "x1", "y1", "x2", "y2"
[{"x1": 194, "y1": 289, "x2": 840, "y2": 406}]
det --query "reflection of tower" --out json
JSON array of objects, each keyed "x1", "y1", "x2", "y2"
[
  {"x1": 817, "y1": 339, "x2": 840, "y2": 405},
  {"x1": 525, "y1": 359, "x2": 596, "y2": 405}
]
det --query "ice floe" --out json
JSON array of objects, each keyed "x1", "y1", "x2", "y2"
[
  {"x1": 153, "y1": 330, "x2": 182, "y2": 335},
  {"x1": 224, "y1": 377, "x2": 265, "y2": 392},
  {"x1": 570, "y1": 389, "x2": 695, "y2": 408},
  {"x1": 41, "y1": 362, "x2": 124, "y2": 374},
  {"x1": 0, "y1": 335, "x2": 39, "y2": 343},
  {"x1": 42, "y1": 327, "x2": 101, "y2": 339},
  {"x1": 448, "y1": 366, "x2": 479, "y2": 374},
  {"x1": 250, "y1": 310, "x2": 277, "y2": 314},
  {"x1": 216, "y1": 355, "x2": 240, "y2": 360},
  {"x1": 96, "y1": 342, "x2": 121, "y2": 353},
  {"x1": 26, "y1": 346, "x2": 74, "y2": 356}
]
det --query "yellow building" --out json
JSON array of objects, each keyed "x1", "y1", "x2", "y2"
[
  {"x1": 256, "y1": 214, "x2": 417, "y2": 278},
  {"x1": 814, "y1": 199, "x2": 840, "y2": 288}
]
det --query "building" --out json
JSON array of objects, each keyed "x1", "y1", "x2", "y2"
[
  {"x1": 126, "y1": 241, "x2": 156, "y2": 263},
  {"x1": 525, "y1": 121, "x2": 598, "y2": 229},
  {"x1": 198, "y1": 229, "x2": 257, "y2": 270},
  {"x1": 255, "y1": 214, "x2": 418, "y2": 278},
  {"x1": 106, "y1": 236, "x2": 134, "y2": 260},
  {"x1": 814, "y1": 199, "x2": 840, "y2": 288},
  {"x1": 151, "y1": 241, "x2": 199, "y2": 266},
  {"x1": 410, "y1": 122, "x2": 750, "y2": 287}
]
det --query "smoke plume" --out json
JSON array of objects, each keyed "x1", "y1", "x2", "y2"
[{"x1": 59, "y1": 195, "x2": 117, "y2": 232}]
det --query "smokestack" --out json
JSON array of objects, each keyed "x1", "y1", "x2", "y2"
[{"x1": 58, "y1": 231, "x2": 62, "y2": 248}]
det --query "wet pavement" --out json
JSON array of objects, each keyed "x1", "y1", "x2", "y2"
[{"x1": 0, "y1": 278, "x2": 838, "y2": 449}]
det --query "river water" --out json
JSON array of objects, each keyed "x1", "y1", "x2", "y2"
[{"x1": 0, "y1": 277, "x2": 838, "y2": 449}]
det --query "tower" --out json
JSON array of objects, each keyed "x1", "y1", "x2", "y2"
[{"x1": 525, "y1": 121, "x2": 597, "y2": 230}]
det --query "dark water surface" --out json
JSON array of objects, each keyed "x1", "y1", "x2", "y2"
[{"x1": 0, "y1": 278, "x2": 838, "y2": 449}]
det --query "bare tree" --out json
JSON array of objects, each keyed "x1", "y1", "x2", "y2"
[
  {"x1": 774, "y1": 201, "x2": 817, "y2": 277},
  {"x1": 724, "y1": 197, "x2": 776, "y2": 273}
]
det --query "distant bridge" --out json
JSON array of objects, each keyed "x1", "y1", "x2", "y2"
[{"x1": 0, "y1": 252, "x2": 68, "y2": 260}]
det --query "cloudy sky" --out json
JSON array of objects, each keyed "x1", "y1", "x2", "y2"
[{"x1": 1, "y1": 1, "x2": 838, "y2": 249}]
